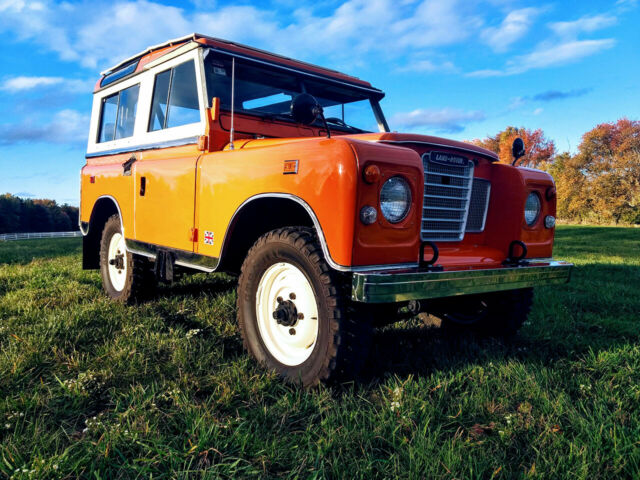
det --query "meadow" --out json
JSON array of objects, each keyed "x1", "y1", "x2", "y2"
[{"x1": 1, "y1": 226, "x2": 639, "y2": 479}]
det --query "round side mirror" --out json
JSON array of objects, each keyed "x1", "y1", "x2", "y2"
[
  {"x1": 512, "y1": 137, "x2": 526, "y2": 160},
  {"x1": 290, "y1": 93, "x2": 321, "y2": 125}
]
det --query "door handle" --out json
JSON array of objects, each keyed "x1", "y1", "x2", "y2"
[
  {"x1": 122, "y1": 155, "x2": 137, "y2": 176},
  {"x1": 140, "y1": 176, "x2": 146, "y2": 196}
]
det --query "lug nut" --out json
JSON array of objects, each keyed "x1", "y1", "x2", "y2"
[
  {"x1": 297, "y1": 313, "x2": 304, "y2": 320},
  {"x1": 277, "y1": 296, "x2": 283, "y2": 303},
  {"x1": 289, "y1": 292, "x2": 296, "y2": 300},
  {"x1": 289, "y1": 328, "x2": 296, "y2": 335}
]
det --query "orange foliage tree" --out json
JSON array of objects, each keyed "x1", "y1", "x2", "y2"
[
  {"x1": 573, "y1": 118, "x2": 640, "y2": 224},
  {"x1": 470, "y1": 126, "x2": 556, "y2": 167}
]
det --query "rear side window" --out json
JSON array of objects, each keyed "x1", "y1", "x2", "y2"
[
  {"x1": 98, "y1": 84, "x2": 140, "y2": 143},
  {"x1": 149, "y1": 60, "x2": 200, "y2": 131}
]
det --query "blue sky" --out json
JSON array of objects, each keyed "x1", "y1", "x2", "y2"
[{"x1": 0, "y1": 0, "x2": 638, "y2": 206}]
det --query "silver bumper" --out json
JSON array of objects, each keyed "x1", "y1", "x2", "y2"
[{"x1": 351, "y1": 259, "x2": 573, "y2": 303}]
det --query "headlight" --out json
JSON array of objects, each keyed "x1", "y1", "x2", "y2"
[
  {"x1": 524, "y1": 192, "x2": 541, "y2": 226},
  {"x1": 380, "y1": 176, "x2": 411, "y2": 223}
]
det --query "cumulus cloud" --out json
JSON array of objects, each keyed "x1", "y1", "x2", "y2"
[
  {"x1": 0, "y1": 0, "x2": 482, "y2": 71},
  {"x1": 468, "y1": 38, "x2": 615, "y2": 76},
  {"x1": 481, "y1": 7, "x2": 542, "y2": 52},
  {"x1": 0, "y1": 76, "x2": 92, "y2": 93},
  {"x1": 391, "y1": 108, "x2": 485, "y2": 133},
  {"x1": 398, "y1": 58, "x2": 458, "y2": 73},
  {"x1": 0, "y1": 109, "x2": 89, "y2": 145},
  {"x1": 549, "y1": 14, "x2": 617, "y2": 38}
]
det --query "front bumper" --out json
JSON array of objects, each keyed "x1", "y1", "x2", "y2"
[{"x1": 351, "y1": 259, "x2": 573, "y2": 303}]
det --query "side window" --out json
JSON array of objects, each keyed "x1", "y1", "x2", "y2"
[
  {"x1": 148, "y1": 60, "x2": 200, "y2": 131},
  {"x1": 98, "y1": 84, "x2": 140, "y2": 143}
]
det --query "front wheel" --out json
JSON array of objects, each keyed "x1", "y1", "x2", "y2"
[
  {"x1": 434, "y1": 288, "x2": 534, "y2": 337},
  {"x1": 237, "y1": 227, "x2": 371, "y2": 386}
]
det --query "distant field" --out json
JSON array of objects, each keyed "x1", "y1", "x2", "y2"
[{"x1": 1, "y1": 226, "x2": 639, "y2": 479}]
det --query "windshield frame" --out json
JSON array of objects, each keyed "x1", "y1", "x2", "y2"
[{"x1": 202, "y1": 47, "x2": 390, "y2": 133}]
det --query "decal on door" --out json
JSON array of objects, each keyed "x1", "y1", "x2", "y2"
[{"x1": 204, "y1": 231, "x2": 214, "y2": 245}]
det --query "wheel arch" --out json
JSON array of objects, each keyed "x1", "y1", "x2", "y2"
[
  {"x1": 82, "y1": 195, "x2": 125, "y2": 270},
  {"x1": 217, "y1": 194, "x2": 342, "y2": 275}
]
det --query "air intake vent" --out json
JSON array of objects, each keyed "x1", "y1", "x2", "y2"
[
  {"x1": 421, "y1": 152, "x2": 474, "y2": 242},
  {"x1": 465, "y1": 178, "x2": 491, "y2": 232}
]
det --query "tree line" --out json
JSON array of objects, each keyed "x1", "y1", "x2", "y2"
[
  {"x1": 471, "y1": 118, "x2": 640, "y2": 225},
  {"x1": 0, "y1": 194, "x2": 79, "y2": 234}
]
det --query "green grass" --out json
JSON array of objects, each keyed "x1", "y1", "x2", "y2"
[{"x1": 1, "y1": 225, "x2": 639, "y2": 479}]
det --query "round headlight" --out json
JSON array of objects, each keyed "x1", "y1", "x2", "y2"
[
  {"x1": 380, "y1": 176, "x2": 411, "y2": 223},
  {"x1": 524, "y1": 192, "x2": 541, "y2": 226}
]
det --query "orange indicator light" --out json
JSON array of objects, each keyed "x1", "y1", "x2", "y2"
[{"x1": 363, "y1": 164, "x2": 380, "y2": 184}]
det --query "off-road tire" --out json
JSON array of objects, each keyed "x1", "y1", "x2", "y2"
[
  {"x1": 438, "y1": 288, "x2": 534, "y2": 337},
  {"x1": 237, "y1": 227, "x2": 372, "y2": 386},
  {"x1": 99, "y1": 214, "x2": 155, "y2": 303}
]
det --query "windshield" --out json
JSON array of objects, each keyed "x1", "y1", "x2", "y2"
[{"x1": 204, "y1": 51, "x2": 384, "y2": 133}]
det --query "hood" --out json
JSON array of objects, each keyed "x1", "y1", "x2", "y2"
[
  {"x1": 230, "y1": 132, "x2": 498, "y2": 162},
  {"x1": 345, "y1": 132, "x2": 498, "y2": 161}
]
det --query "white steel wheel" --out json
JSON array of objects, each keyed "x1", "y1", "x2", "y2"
[
  {"x1": 107, "y1": 232, "x2": 127, "y2": 292},
  {"x1": 255, "y1": 262, "x2": 319, "y2": 366}
]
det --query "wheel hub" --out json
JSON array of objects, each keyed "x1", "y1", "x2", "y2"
[
  {"x1": 109, "y1": 253, "x2": 125, "y2": 271},
  {"x1": 272, "y1": 298, "x2": 299, "y2": 327}
]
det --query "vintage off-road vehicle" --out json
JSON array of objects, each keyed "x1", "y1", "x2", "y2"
[{"x1": 80, "y1": 34, "x2": 572, "y2": 385}]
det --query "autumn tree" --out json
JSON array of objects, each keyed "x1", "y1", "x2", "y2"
[
  {"x1": 574, "y1": 118, "x2": 640, "y2": 224},
  {"x1": 471, "y1": 126, "x2": 556, "y2": 167}
]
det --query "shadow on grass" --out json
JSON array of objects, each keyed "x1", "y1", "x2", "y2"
[{"x1": 361, "y1": 261, "x2": 640, "y2": 384}]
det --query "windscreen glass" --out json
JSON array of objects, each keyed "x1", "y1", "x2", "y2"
[{"x1": 204, "y1": 52, "x2": 380, "y2": 133}]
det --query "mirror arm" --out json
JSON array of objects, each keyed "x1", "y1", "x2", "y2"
[{"x1": 315, "y1": 106, "x2": 331, "y2": 139}]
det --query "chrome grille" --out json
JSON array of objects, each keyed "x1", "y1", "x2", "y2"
[
  {"x1": 465, "y1": 179, "x2": 491, "y2": 232},
  {"x1": 421, "y1": 153, "x2": 474, "y2": 241}
]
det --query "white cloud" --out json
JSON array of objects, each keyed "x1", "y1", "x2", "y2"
[
  {"x1": 481, "y1": 7, "x2": 541, "y2": 52},
  {"x1": 533, "y1": 107, "x2": 543, "y2": 115},
  {"x1": 515, "y1": 39, "x2": 616, "y2": 71},
  {"x1": 391, "y1": 107, "x2": 485, "y2": 133},
  {"x1": 0, "y1": 109, "x2": 89, "y2": 145},
  {"x1": 398, "y1": 59, "x2": 458, "y2": 73},
  {"x1": 0, "y1": 76, "x2": 63, "y2": 91},
  {"x1": 549, "y1": 14, "x2": 617, "y2": 38},
  {"x1": 0, "y1": 76, "x2": 92, "y2": 93},
  {"x1": 467, "y1": 38, "x2": 616, "y2": 76},
  {"x1": 0, "y1": 0, "x2": 483, "y2": 72}
]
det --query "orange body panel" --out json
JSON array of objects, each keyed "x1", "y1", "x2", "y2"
[
  {"x1": 132, "y1": 145, "x2": 201, "y2": 252},
  {"x1": 196, "y1": 137, "x2": 358, "y2": 266}
]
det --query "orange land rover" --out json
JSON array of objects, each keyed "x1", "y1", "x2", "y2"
[{"x1": 80, "y1": 34, "x2": 572, "y2": 386}]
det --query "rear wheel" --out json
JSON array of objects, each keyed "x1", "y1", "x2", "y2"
[
  {"x1": 435, "y1": 288, "x2": 534, "y2": 336},
  {"x1": 237, "y1": 227, "x2": 372, "y2": 386},
  {"x1": 99, "y1": 214, "x2": 155, "y2": 303}
]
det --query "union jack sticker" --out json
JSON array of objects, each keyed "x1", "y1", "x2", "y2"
[{"x1": 204, "y1": 230, "x2": 214, "y2": 245}]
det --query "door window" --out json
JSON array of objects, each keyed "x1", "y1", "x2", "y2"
[
  {"x1": 149, "y1": 60, "x2": 200, "y2": 131},
  {"x1": 98, "y1": 84, "x2": 140, "y2": 143}
]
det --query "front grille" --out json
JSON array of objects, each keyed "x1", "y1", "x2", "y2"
[
  {"x1": 465, "y1": 179, "x2": 491, "y2": 232},
  {"x1": 421, "y1": 153, "x2": 474, "y2": 241}
]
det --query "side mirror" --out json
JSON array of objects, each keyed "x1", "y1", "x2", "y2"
[
  {"x1": 290, "y1": 93, "x2": 321, "y2": 125},
  {"x1": 511, "y1": 137, "x2": 525, "y2": 165}
]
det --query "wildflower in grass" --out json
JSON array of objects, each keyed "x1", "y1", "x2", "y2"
[
  {"x1": 390, "y1": 401, "x2": 401, "y2": 412},
  {"x1": 186, "y1": 328, "x2": 201, "y2": 339}
]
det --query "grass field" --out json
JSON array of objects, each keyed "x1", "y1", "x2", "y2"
[{"x1": 1, "y1": 226, "x2": 639, "y2": 479}]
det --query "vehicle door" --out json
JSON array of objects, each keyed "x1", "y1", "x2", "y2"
[{"x1": 133, "y1": 55, "x2": 206, "y2": 253}]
